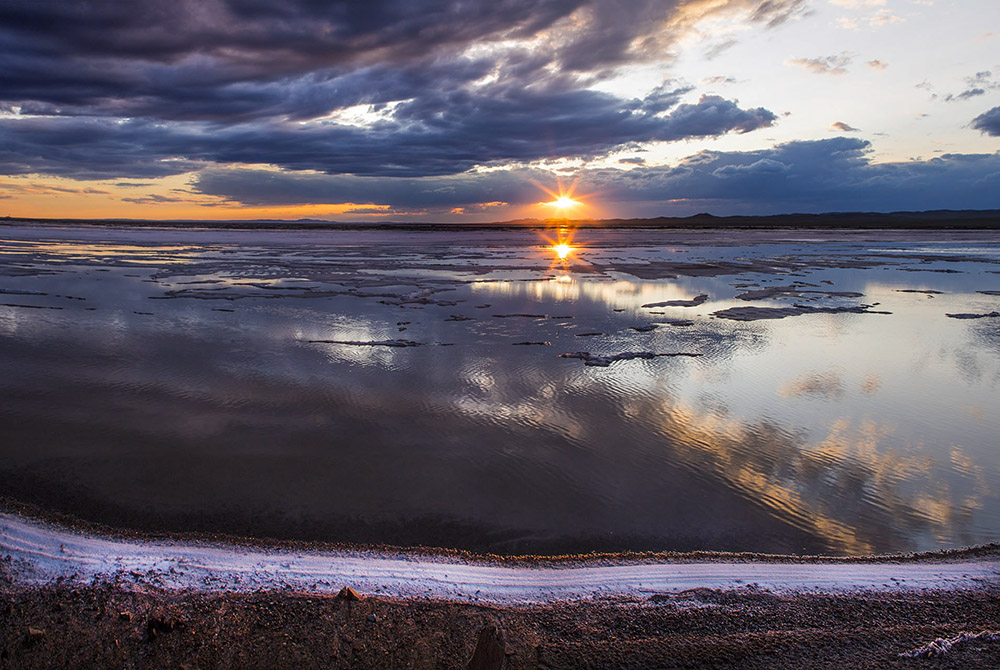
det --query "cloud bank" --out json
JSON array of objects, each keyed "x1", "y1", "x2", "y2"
[
  {"x1": 0, "y1": 0, "x2": 789, "y2": 184},
  {"x1": 193, "y1": 138, "x2": 1000, "y2": 215}
]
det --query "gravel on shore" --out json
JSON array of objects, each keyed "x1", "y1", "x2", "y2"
[{"x1": 3, "y1": 581, "x2": 1000, "y2": 669}]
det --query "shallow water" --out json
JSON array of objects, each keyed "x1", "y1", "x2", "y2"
[{"x1": 2, "y1": 223, "x2": 999, "y2": 555}]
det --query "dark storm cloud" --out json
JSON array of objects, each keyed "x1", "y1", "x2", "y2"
[
  {"x1": 3, "y1": 55, "x2": 498, "y2": 123},
  {"x1": 0, "y1": 0, "x2": 787, "y2": 181},
  {"x1": 0, "y1": 91, "x2": 775, "y2": 179},
  {"x1": 972, "y1": 107, "x2": 1000, "y2": 136},
  {"x1": 0, "y1": 0, "x2": 580, "y2": 66},
  {"x1": 193, "y1": 138, "x2": 1000, "y2": 214},
  {"x1": 580, "y1": 138, "x2": 1000, "y2": 213},
  {"x1": 195, "y1": 168, "x2": 550, "y2": 208},
  {"x1": 0, "y1": 0, "x2": 688, "y2": 121},
  {"x1": 0, "y1": 118, "x2": 205, "y2": 179}
]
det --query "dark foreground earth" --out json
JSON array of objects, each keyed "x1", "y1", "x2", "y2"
[{"x1": 2, "y1": 583, "x2": 999, "y2": 669}]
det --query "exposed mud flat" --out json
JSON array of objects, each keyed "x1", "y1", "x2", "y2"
[
  {"x1": 946, "y1": 311, "x2": 1000, "y2": 320},
  {"x1": 732, "y1": 285, "x2": 864, "y2": 300},
  {"x1": 711, "y1": 305, "x2": 892, "y2": 321},
  {"x1": 641, "y1": 294, "x2": 709, "y2": 308},
  {"x1": 4, "y1": 580, "x2": 1000, "y2": 669}
]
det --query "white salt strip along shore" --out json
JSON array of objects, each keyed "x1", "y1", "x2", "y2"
[{"x1": 2, "y1": 513, "x2": 998, "y2": 604}]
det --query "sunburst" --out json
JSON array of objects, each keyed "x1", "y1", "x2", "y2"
[{"x1": 547, "y1": 195, "x2": 581, "y2": 210}]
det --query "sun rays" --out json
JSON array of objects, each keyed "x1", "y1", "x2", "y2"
[{"x1": 535, "y1": 178, "x2": 589, "y2": 216}]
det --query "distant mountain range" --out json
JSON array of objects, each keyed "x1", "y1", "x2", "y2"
[{"x1": 3, "y1": 209, "x2": 1000, "y2": 230}]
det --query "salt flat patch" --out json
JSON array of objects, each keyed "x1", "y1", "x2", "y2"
[{"x1": 2, "y1": 513, "x2": 997, "y2": 604}]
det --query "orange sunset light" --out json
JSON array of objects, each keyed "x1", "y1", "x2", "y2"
[
  {"x1": 536, "y1": 179, "x2": 590, "y2": 216},
  {"x1": 547, "y1": 195, "x2": 580, "y2": 210}
]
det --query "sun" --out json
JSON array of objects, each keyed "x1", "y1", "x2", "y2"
[
  {"x1": 533, "y1": 177, "x2": 596, "y2": 219},
  {"x1": 553, "y1": 243, "x2": 572, "y2": 259},
  {"x1": 548, "y1": 196, "x2": 580, "y2": 210}
]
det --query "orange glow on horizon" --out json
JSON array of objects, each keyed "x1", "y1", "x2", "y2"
[
  {"x1": 3, "y1": 172, "x2": 603, "y2": 222},
  {"x1": 0, "y1": 175, "x2": 411, "y2": 221}
]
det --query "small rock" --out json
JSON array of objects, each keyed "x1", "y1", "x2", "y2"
[
  {"x1": 367, "y1": 614, "x2": 378, "y2": 623},
  {"x1": 338, "y1": 586, "x2": 362, "y2": 601},
  {"x1": 26, "y1": 627, "x2": 46, "y2": 644},
  {"x1": 467, "y1": 625, "x2": 506, "y2": 670}
]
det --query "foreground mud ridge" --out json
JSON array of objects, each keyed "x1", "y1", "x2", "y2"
[
  {"x1": 3, "y1": 582, "x2": 1000, "y2": 669},
  {"x1": 2, "y1": 512, "x2": 1000, "y2": 668}
]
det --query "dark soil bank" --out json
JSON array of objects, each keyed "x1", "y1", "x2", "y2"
[{"x1": 2, "y1": 584, "x2": 1000, "y2": 669}]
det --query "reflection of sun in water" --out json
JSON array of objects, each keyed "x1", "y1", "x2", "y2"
[{"x1": 540, "y1": 223, "x2": 580, "y2": 268}]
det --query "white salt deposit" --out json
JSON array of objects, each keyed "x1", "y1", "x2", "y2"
[{"x1": 2, "y1": 513, "x2": 997, "y2": 604}]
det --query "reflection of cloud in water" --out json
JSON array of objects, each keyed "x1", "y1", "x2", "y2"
[
  {"x1": 4, "y1": 311, "x2": 988, "y2": 554},
  {"x1": 3, "y1": 228, "x2": 1000, "y2": 555},
  {"x1": 444, "y1": 354, "x2": 990, "y2": 554},
  {"x1": 860, "y1": 373, "x2": 881, "y2": 395},
  {"x1": 649, "y1": 405, "x2": 991, "y2": 554},
  {"x1": 778, "y1": 370, "x2": 845, "y2": 399}
]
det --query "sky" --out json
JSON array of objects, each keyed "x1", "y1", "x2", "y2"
[{"x1": 1, "y1": 0, "x2": 998, "y2": 222}]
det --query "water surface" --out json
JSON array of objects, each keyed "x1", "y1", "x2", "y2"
[{"x1": 2, "y1": 224, "x2": 999, "y2": 555}]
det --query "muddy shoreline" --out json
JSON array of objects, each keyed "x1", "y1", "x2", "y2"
[
  {"x1": 1, "y1": 583, "x2": 999, "y2": 669},
  {"x1": 3, "y1": 507, "x2": 1000, "y2": 668},
  {"x1": 4, "y1": 500, "x2": 999, "y2": 568}
]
